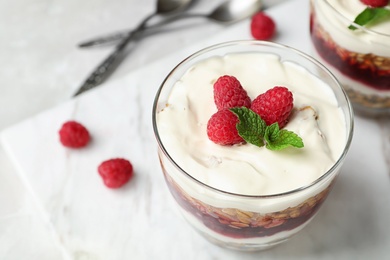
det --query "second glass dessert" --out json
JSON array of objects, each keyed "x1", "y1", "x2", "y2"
[
  {"x1": 310, "y1": 0, "x2": 390, "y2": 116},
  {"x1": 153, "y1": 41, "x2": 353, "y2": 251}
]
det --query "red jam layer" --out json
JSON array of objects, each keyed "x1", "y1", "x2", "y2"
[{"x1": 310, "y1": 14, "x2": 390, "y2": 91}]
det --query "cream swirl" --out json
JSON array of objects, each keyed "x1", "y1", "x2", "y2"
[{"x1": 156, "y1": 53, "x2": 347, "y2": 196}]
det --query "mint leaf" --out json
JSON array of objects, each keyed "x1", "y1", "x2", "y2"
[
  {"x1": 264, "y1": 123, "x2": 304, "y2": 151},
  {"x1": 349, "y1": 7, "x2": 390, "y2": 30},
  {"x1": 230, "y1": 107, "x2": 304, "y2": 151},
  {"x1": 230, "y1": 107, "x2": 266, "y2": 147}
]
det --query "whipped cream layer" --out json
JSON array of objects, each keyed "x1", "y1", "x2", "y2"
[
  {"x1": 315, "y1": 0, "x2": 390, "y2": 56},
  {"x1": 157, "y1": 53, "x2": 347, "y2": 197}
]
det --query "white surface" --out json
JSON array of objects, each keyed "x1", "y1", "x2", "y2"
[
  {"x1": 1, "y1": 0, "x2": 390, "y2": 259},
  {"x1": 0, "y1": 0, "x2": 282, "y2": 259}
]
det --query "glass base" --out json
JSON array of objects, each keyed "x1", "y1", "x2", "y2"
[{"x1": 198, "y1": 229, "x2": 289, "y2": 252}]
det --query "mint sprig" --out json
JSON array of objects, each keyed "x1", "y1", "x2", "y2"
[
  {"x1": 230, "y1": 107, "x2": 304, "y2": 151},
  {"x1": 348, "y1": 7, "x2": 390, "y2": 30},
  {"x1": 264, "y1": 123, "x2": 304, "y2": 150},
  {"x1": 230, "y1": 107, "x2": 266, "y2": 147}
]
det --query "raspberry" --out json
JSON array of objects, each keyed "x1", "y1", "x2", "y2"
[
  {"x1": 250, "y1": 12, "x2": 276, "y2": 40},
  {"x1": 251, "y1": 86, "x2": 293, "y2": 128},
  {"x1": 98, "y1": 158, "x2": 134, "y2": 188},
  {"x1": 360, "y1": 0, "x2": 389, "y2": 7},
  {"x1": 207, "y1": 109, "x2": 244, "y2": 145},
  {"x1": 213, "y1": 75, "x2": 251, "y2": 110},
  {"x1": 59, "y1": 121, "x2": 90, "y2": 148}
]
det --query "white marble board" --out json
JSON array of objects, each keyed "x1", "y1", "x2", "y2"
[{"x1": 1, "y1": 0, "x2": 390, "y2": 259}]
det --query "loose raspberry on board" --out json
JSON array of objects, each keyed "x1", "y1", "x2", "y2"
[
  {"x1": 250, "y1": 12, "x2": 276, "y2": 40},
  {"x1": 59, "y1": 121, "x2": 90, "y2": 148},
  {"x1": 98, "y1": 158, "x2": 134, "y2": 188}
]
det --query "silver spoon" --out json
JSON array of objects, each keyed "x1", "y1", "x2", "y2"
[
  {"x1": 79, "y1": 0, "x2": 193, "y2": 48},
  {"x1": 73, "y1": 0, "x2": 263, "y2": 96},
  {"x1": 79, "y1": 0, "x2": 263, "y2": 48},
  {"x1": 73, "y1": 0, "x2": 192, "y2": 96}
]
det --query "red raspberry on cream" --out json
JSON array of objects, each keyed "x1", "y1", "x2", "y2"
[
  {"x1": 207, "y1": 109, "x2": 243, "y2": 145},
  {"x1": 251, "y1": 86, "x2": 293, "y2": 128},
  {"x1": 213, "y1": 75, "x2": 251, "y2": 110},
  {"x1": 360, "y1": 0, "x2": 389, "y2": 7}
]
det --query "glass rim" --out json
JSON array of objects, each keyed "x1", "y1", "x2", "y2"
[
  {"x1": 321, "y1": 0, "x2": 390, "y2": 37},
  {"x1": 152, "y1": 40, "x2": 354, "y2": 199}
]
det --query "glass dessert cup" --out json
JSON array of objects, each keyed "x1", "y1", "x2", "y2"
[
  {"x1": 310, "y1": 0, "x2": 390, "y2": 117},
  {"x1": 152, "y1": 41, "x2": 354, "y2": 251}
]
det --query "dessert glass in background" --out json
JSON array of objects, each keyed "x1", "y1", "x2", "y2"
[
  {"x1": 310, "y1": 0, "x2": 390, "y2": 117},
  {"x1": 152, "y1": 41, "x2": 354, "y2": 251}
]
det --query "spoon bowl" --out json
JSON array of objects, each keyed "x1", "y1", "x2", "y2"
[
  {"x1": 208, "y1": 0, "x2": 263, "y2": 23},
  {"x1": 74, "y1": 0, "x2": 263, "y2": 96},
  {"x1": 79, "y1": 0, "x2": 263, "y2": 48},
  {"x1": 158, "y1": 0, "x2": 193, "y2": 13},
  {"x1": 78, "y1": 0, "x2": 192, "y2": 48}
]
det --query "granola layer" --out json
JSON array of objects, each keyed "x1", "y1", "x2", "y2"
[
  {"x1": 162, "y1": 165, "x2": 332, "y2": 239},
  {"x1": 310, "y1": 8, "x2": 390, "y2": 109}
]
